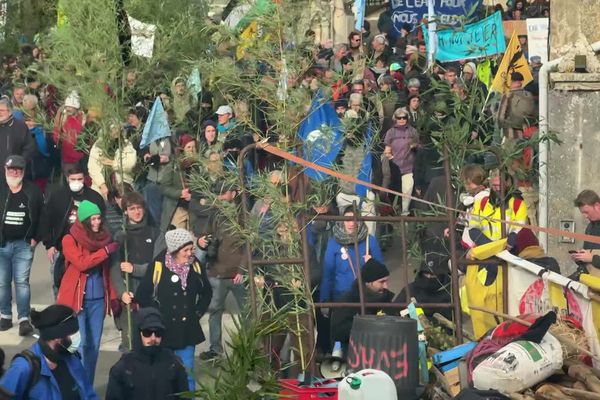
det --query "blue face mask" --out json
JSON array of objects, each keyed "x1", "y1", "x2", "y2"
[{"x1": 66, "y1": 331, "x2": 81, "y2": 353}]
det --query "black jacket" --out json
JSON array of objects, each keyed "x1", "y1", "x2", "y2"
[
  {"x1": 0, "y1": 180, "x2": 43, "y2": 246},
  {"x1": 136, "y1": 252, "x2": 212, "y2": 349},
  {"x1": 110, "y1": 217, "x2": 165, "y2": 298},
  {"x1": 0, "y1": 116, "x2": 37, "y2": 170},
  {"x1": 106, "y1": 347, "x2": 189, "y2": 400},
  {"x1": 395, "y1": 272, "x2": 452, "y2": 320},
  {"x1": 330, "y1": 283, "x2": 395, "y2": 347},
  {"x1": 39, "y1": 186, "x2": 105, "y2": 250}
]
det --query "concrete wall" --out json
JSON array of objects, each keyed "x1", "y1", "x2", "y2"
[
  {"x1": 546, "y1": 75, "x2": 600, "y2": 274},
  {"x1": 546, "y1": 0, "x2": 600, "y2": 272},
  {"x1": 550, "y1": 0, "x2": 600, "y2": 59}
]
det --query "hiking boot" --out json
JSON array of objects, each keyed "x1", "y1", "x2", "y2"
[
  {"x1": 18, "y1": 321, "x2": 33, "y2": 336},
  {"x1": 199, "y1": 350, "x2": 220, "y2": 361},
  {"x1": 0, "y1": 318, "x2": 12, "y2": 331}
]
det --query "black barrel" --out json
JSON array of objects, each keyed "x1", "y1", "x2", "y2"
[{"x1": 346, "y1": 315, "x2": 418, "y2": 398}]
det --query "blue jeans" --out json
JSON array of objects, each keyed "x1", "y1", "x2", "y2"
[
  {"x1": 174, "y1": 345, "x2": 195, "y2": 391},
  {"x1": 78, "y1": 298, "x2": 104, "y2": 384},
  {"x1": 143, "y1": 182, "x2": 163, "y2": 226},
  {"x1": 208, "y1": 277, "x2": 246, "y2": 354},
  {"x1": 0, "y1": 240, "x2": 34, "y2": 321}
]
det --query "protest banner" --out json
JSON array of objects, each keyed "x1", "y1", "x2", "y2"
[
  {"x1": 527, "y1": 18, "x2": 549, "y2": 63},
  {"x1": 490, "y1": 30, "x2": 533, "y2": 93},
  {"x1": 423, "y1": 11, "x2": 505, "y2": 62},
  {"x1": 502, "y1": 20, "x2": 527, "y2": 38},
  {"x1": 499, "y1": 250, "x2": 600, "y2": 367},
  {"x1": 391, "y1": 0, "x2": 482, "y2": 34}
]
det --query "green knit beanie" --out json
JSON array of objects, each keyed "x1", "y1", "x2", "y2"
[{"x1": 77, "y1": 200, "x2": 101, "y2": 222}]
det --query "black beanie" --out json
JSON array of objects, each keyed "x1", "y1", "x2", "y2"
[
  {"x1": 31, "y1": 305, "x2": 78, "y2": 340},
  {"x1": 361, "y1": 259, "x2": 389, "y2": 283}
]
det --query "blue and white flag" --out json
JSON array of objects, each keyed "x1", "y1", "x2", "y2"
[
  {"x1": 187, "y1": 67, "x2": 202, "y2": 106},
  {"x1": 354, "y1": 0, "x2": 366, "y2": 31},
  {"x1": 355, "y1": 123, "x2": 373, "y2": 197},
  {"x1": 139, "y1": 97, "x2": 171, "y2": 149},
  {"x1": 297, "y1": 91, "x2": 343, "y2": 181}
]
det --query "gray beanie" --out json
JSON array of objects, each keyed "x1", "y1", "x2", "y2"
[{"x1": 165, "y1": 228, "x2": 194, "y2": 253}]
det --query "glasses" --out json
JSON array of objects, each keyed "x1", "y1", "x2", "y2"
[
  {"x1": 141, "y1": 329, "x2": 163, "y2": 338},
  {"x1": 397, "y1": 116, "x2": 408, "y2": 120}
]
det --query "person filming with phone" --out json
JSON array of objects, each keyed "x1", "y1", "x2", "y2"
[{"x1": 571, "y1": 190, "x2": 600, "y2": 278}]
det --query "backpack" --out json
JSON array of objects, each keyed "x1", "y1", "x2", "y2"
[
  {"x1": 52, "y1": 252, "x2": 66, "y2": 290},
  {"x1": 4, "y1": 350, "x2": 41, "y2": 396},
  {"x1": 498, "y1": 90, "x2": 536, "y2": 129}
]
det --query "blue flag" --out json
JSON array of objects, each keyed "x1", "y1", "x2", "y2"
[
  {"x1": 140, "y1": 97, "x2": 171, "y2": 149},
  {"x1": 297, "y1": 91, "x2": 343, "y2": 181},
  {"x1": 354, "y1": 0, "x2": 366, "y2": 31},
  {"x1": 355, "y1": 123, "x2": 372, "y2": 197}
]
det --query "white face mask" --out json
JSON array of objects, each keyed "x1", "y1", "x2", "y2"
[
  {"x1": 5, "y1": 175, "x2": 23, "y2": 188},
  {"x1": 67, "y1": 331, "x2": 81, "y2": 353},
  {"x1": 68, "y1": 181, "x2": 84, "y2": 193}
]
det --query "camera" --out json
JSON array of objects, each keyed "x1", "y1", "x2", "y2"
[{"x1": 205, "y1": 236, "x2": 220, "y2": 262}]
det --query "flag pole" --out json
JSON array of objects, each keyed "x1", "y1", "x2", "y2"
[{"x1": 427, "y1": 0, "x2": 437, "y2": 70}]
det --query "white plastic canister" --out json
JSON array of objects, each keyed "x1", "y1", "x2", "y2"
[{"x1": 338, "y1": 369, "x2": 398, "y2": 400}]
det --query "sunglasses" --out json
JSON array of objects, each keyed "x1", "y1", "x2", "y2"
[
  {"x1": 397, "y1": 116, "x2": 408, "y2": 120},
  {"x1": 141, "y1": 329, "x2": 163, "y2": 338}
]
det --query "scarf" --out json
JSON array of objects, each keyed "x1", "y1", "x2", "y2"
[
  {"x1": 69, "y1": 220, "x2": 111, "y2": 252},
  {"x1": 332, "y1": 221, "x2": 368, "y2": 246},
  {"x1": 165, "y1": 253, "x2": 193, "y2": 290},
  {"x1": 518, "y1": 245, "x2": 545, "y2": 259}
]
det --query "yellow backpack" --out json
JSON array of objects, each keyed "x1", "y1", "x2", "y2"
[{"x1": 152, "y1": 261, "x2": 202, "y2": 299}]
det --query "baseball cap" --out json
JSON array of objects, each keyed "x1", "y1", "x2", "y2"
[
  {"x1": 5, "y1": 155, "x2": 25, "y2": 169},
  {"x1": 216, "y1": 105, "x2": 233, "y2": 115}
]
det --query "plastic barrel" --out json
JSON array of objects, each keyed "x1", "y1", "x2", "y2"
[{"x1": 346, "y1": 315, "x2": 418, "y2": 398}]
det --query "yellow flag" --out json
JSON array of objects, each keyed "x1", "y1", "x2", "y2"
[
  {"x1": 236, "y1": 21, "x2": 258, "y2": 60},
  {"x1": 490, "y1": 31, "x2": 533, "y2": 93}
]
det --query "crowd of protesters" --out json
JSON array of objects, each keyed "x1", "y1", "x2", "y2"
[{"x1": 0, "y1": 0, "x2": 555, "y2": 398}]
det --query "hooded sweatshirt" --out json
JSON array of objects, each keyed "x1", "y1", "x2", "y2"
[{"x1": 171, "y1": 77, "x2": 191, "y2": 125}]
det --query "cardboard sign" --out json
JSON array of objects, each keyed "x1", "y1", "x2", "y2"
[
  {"x1": 502, "y1": 20, "x2": 527, "y2": 38},
  {"x1": 527, "y1": 18, "x2": 549, "y2": 63}
]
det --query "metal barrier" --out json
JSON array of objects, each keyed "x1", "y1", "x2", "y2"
[{"x1": 236, "y1": 143, "x2": 490, "y2": 372}]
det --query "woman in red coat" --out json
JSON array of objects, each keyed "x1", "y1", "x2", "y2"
[{"x1": 57, "y1": 200, "x2": 119, "y2": 384}]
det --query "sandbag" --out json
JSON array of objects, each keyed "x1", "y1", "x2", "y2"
[{"x1": 472, "y1": 333, "x2": 563, "y2": 394}]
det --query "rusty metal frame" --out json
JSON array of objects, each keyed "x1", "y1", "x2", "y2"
[{"x1": 237, "y1": 144, "x2": 475, "y2": 372}]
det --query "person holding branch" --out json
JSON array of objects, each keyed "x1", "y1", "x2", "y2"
[{"x1": 320, "y1": 206, "x2": 383, "y2": 307}]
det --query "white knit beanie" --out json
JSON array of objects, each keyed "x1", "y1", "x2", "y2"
[
  {"x1": 64, "y1": 90, "x2": 80, "y2": 109},
  {"x1": 165, "y1": 229, "x2": 194, "y2": 253}
]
